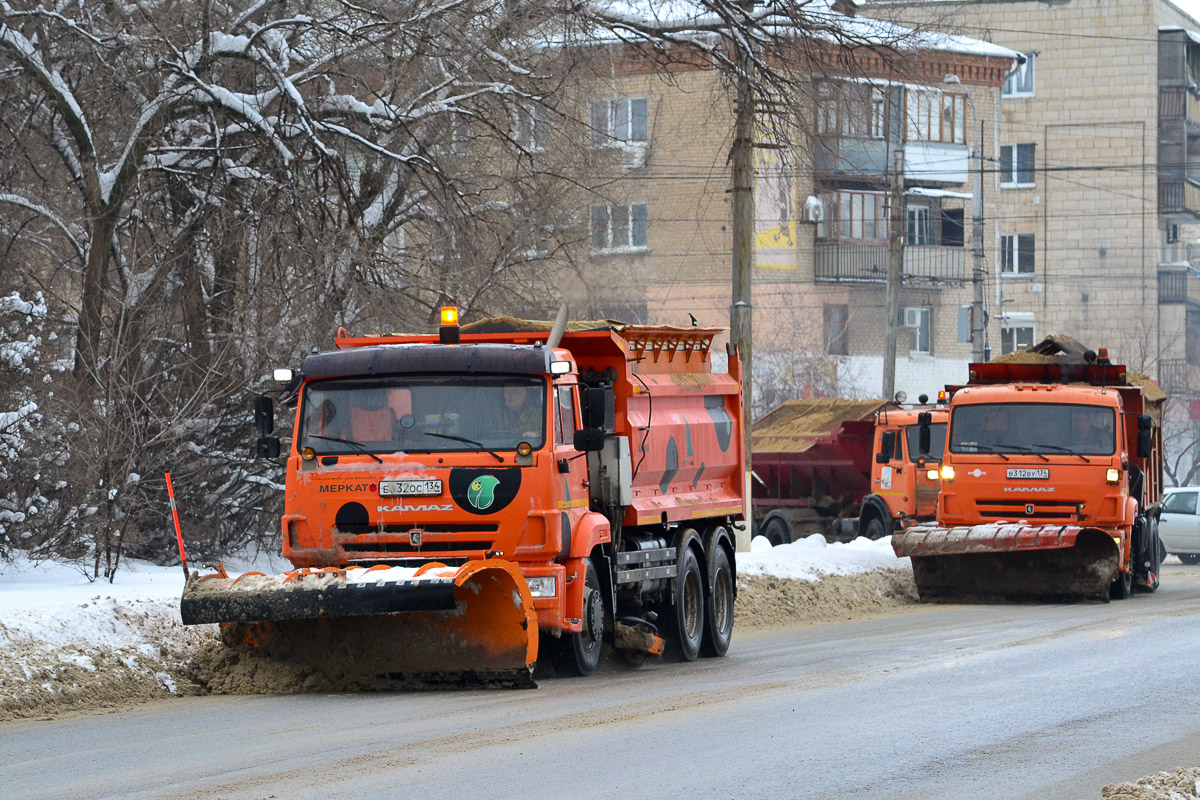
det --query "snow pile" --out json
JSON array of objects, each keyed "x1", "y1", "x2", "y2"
[
  {"x1": 740, "y1": 533, "x2": 908, "y2": 581},
  {"x1": 1101, "y1": 767, "x2": 1200, "y2": 799},
  {"x1": 0, "y1": 555, "x2": 208, "y2": 722}
]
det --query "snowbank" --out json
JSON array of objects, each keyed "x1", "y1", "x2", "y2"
[{"x1": 740, "y1": 533, "x2": 908, "y2": 581}]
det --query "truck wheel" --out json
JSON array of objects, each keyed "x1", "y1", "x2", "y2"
[
  {"x1": 551, "y1": 558, "x2": 604, "y2": 677},
  {"x1": 761, "y1": 516, "x2": 790, "y2": 546},
  {"x1": 863, "y1": 516, "x2": 890, "y2": 540},
  {"x1": 701, "y1": 544, "x2": 734, "y2": 657},
  {"x1": 1110, "y1": 568, "x2": 1132, "y2": 600},
  {"x1": 1135, "y1": 518, "x2": 1162, "y2": 593},
  {"x1": 665, "y1": 546, "x2": 705, "y2": 662}
]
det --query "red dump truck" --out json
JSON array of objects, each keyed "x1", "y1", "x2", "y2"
[
  {"x1": 180, "y1": 311, "x2": 745, "y2": 686},
  {"x1": 751, "y1": 396, "x2": 947, "y2": 544},
  {"x1": 893, "y1": 339, "x2": 1166, "y2": 600}
]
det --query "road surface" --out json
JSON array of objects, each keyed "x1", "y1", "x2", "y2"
[{"x1": 4, "y1": 566, "x2": 1200, "y2": 800}]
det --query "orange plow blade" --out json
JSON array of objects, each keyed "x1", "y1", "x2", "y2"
[
  {"x1": 893, "y1": 524, "x2": 1121, "y2": 601},
  {"x1": 182, "y1": 559, "x2": 538, "y2": 688}
]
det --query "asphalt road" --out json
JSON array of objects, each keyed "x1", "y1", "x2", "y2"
[{"x1": 5, "y1": 566, "x2": 1200, "y2": 800}]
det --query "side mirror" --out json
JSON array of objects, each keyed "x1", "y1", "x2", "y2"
[
  {"x1": 254, "y1": 394, "x2": 274, "y2": 436},
  {"x1": 918, "y1": 411, "x2": 932, "y2": 456},
  {"x1": 876, "y1": 430, "x2": 896, "y2": 464},
  {"x1": 573, "y1": 429, "x2": 605, "y2": 452},
  {"x1": 256, "y1": 436, "x2": 280, "y2": 458},
  {"x1": 581, "y1": 387, "x2": 606, "y2": 431},
  {"x1": 1137, "y1": 414, "x2": 1153, "y2": 459}
]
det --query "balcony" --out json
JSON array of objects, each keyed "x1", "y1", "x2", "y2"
[
  {"x1": 815, "y1": 241, "x2": 966, "y2": 283},
  {"x1": 1158, "y1": 265, "x2": 1200, "y2": 304},
  {"x1": 1159, "y1": 88, "x2": 1200, "y2": 135},
  {"x1": 1158, "y1": 178, "x2": 1200, "y2": 221},
  {"x1": 1159, "y1": 358, "x2": 1191, "y2": 395}
]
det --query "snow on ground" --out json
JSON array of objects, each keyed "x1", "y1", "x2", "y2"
[{"x1": 741, "y1": 533, "x2": 907, "y2": 581}]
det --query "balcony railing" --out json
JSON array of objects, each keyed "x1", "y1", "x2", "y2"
[
  {"x1": 1159, "y1": 358, "x2": 1190, "y2": 395},
  {"x1": 1159, "y1": 87, "x2": 1200, "y2": 132},
  {"x1": 814, "y1": 241, "x2": 966, "y2": 283},
  {"x1": 1158, "y1": 265, "x2": 1200, "y2": 304},
  {"x1": 1159, "y1": 178, "x2": 1200, "y2": 219}
]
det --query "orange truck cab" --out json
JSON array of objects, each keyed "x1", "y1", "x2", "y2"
[
  {"x1": 893, "y1": 345, "x2": 1166, "y2": 601},
  {"x1": 203, "y1": 314, "x2": 746, "y2": 682},
  {"x1": 751, "y1": 395, "x2": 946, "y2": 544}
]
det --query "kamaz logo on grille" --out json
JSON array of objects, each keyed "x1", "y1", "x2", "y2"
[
  {"x1": 376, "y1": 503, "x2": 454, "y2": 513},
  {"x1": 1025, "y1": 503, "x2": 1035, "y2": 515},
  {"x1": 1002, "y1": 486, "x2": 1056, "y2": 493}
]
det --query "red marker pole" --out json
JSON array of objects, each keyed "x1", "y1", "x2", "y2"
[{"x1": 165, "y1": 472, "x2": 189, "y2": 581}]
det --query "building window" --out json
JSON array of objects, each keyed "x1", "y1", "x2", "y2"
[
  {"x1": 907, "y1": 206, "x2": 933, "y2": 246},
  {"x1": 1002, "y1": 54, "x2": 1035, "y2": 97},
  {"x1": 900, "y1": 306, "x2": 932, "y2": 354},
  {"x1": 1001, "y1": 316, "x2": 1036, "y2": 354},
  {"x1": 824, "y1": 304, "x2": 849, "y2": 355},
  {"x1": 818, "y1": 191, "x2": 888, "y2": 241},
  {"x1": 905, "y1": 90, "x2": 965, "y2": 144},
  {"x1": 817, "y1": 82, "x2": 887, "y2": 139},
  {"x1": 1001, "y1": 234, "x2": 1036, "y2": 275},
  {"x1": 941, "y1": 208, "x2": 964, "y2": 247},
  {"x1": 1000, "y1": 144, "x2": 1036, "y2": 186},
  {"x1": 514, "y1": 104, "x2": 547, "y2": 151},
  {"x1": 590, "y1": 202, "x2": 648, "y2": 252},
  {"x1": 590, "y1": 98, "x2": 648, "y2": 145}
]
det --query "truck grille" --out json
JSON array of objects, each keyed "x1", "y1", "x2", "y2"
[
  {"x1": 974, "y1": 499, "x2": 1084, "y2": 521},
  {"x1": 335, "y1": 523, "x2": 498, "y2": 561}
]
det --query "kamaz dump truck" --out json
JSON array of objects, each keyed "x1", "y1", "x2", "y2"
[
  {"x1": 180, "y1": 310, "x2": 745, "y2": 686},
  {"x1": 892, "y1": 339, "x2": 1166, "y2": 601},
  {"x1": 752, "y1": 396, "x2": 947, "y2": 544}
]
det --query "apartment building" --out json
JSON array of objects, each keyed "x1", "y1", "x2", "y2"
[
  {"x1": 872, "y1": 0, "x2": 1200, "y2": 478},
  {"x1": 565, "y1": 14, "x2": 1015, "y2": 413}
]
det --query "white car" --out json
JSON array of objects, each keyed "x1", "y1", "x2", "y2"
[{"x1": 1159, "y1": 487, "x2": 1200, "y2": 564}]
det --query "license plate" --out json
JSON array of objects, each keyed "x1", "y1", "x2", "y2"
[
  {"x1": 1007, "y1": 468, "x2": 1049, "y2": 480},
  {"x1": 379, "y1": 479, "x2": 443, "y2": 497}
]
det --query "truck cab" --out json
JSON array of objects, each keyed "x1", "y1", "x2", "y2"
[{"x1": 860, "y1": 403, "x2": 948, "y2": 538}]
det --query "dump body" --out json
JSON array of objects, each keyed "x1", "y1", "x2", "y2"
[
  {"x1": 893, "y1": 348, "x2": 1166, "y2": 600},
  {"x1": 182, "y1": 317, "x2": 745, "y2": 684},
  {"x1": 751, "y1": 399, "x2": 946, "y2": 543}
]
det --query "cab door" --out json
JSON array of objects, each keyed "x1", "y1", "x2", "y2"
[{"x1": 553, "y1": 385, "x2": 590, "y2": 543}]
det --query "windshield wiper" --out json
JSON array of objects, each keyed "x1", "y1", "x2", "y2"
[
  {"x1": 309, "y1": 434, "x2": 383, "y2": 463},
  {"x1": 1030, "y1": 443, "x2": 1092, "y2": 463},
  {"x1": 424, "y1": 432, "x2": 504, "y2": 462},
  {"x1": 993, "y1": 444, "x2": 1050, "y2": 462},
  {"x1": 958, "y1": 443, "x2": 1010, "y2": 461}
]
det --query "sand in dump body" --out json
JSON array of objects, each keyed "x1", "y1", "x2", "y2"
[{"x1": 1098, "y1": 767, "x2": 1200, "y2": 799}]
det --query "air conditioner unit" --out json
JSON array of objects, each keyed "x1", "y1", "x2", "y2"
[
  {"x1": 802, "y1": 195, "x2": 826, "y2": 223},
  {"x1": 621, "y1": 142, "x2": 648, "y2": 169},
  {"x1": 903, "y1": 307, "x2": 923, "y2": 328}
]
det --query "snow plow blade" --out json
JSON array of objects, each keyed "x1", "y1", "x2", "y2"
[
  {"x1": 893, "y1": 524, "x2": 1121, "y2": 601},
  {"x1": 181, "y1": 559, "x2": 538, "y2": 688}
]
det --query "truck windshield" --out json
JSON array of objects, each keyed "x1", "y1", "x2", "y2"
[
  {"x1": 905, "y1": 423, "x2": 947, "y2": 462},
  {"x1": 299, "y1": 375, "x2": 546, "y2": 455},
  {"x1": 949, "y1": 403, "x2": 1116, "y2": 456}
]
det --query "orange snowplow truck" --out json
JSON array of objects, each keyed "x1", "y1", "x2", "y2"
[
  {"x1": 892, "y1": 344, "x2": 1166, "y2": 601},
  {"x1": 751, "y1": 396, "x2": 947, "y2": 545},
  {"x1": 180, "y1": 311, "x2": 745, "y2": 687}
]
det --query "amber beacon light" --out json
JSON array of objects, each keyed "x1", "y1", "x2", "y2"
[{"x1": 439, "y1": 306, "x2": 461, "y2": 344}]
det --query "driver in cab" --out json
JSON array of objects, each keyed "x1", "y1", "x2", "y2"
[{"x1": 491, "y1": 384, "x2": 541, "y2": 442}]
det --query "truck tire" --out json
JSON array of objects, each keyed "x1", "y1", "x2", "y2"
[
  {"x1": 701, "y1": 543, "x2": 734, "y2": 657},
  {"x1": 1135, "y1": 517, "x2": 1162, "y2": 593},
  {"x1": 665, "y1": 545, "x2": 705, "y2": 662},
  {"x1": 863, "y1": 515, "x2": 891, "y2": 541},
  {"x1": 551, "y1": 557, "x2": 604, "y2": 677},
  {"x1": 1110, "y1": 568, "x2": 1132, "y2": 600},
  {"x1": 761, "y1": 516, "x2": 791, "y2": 546}
]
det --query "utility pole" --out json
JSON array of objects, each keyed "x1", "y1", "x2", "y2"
[
  {"x1": 970, "y1": 116, "x2": 986, "y2": 362},
  {"x1": 730, "y1": 0, "x2": 755, "y2": 553},
  {"x1": 883, "y1": 150, "x2": 904, "y2": 399}
]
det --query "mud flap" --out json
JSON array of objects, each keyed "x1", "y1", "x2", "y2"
[
  {"x1": 182, "y1": 560, "x2": 539, "y2": 688},
  {"x1": 896, "y1": 525, "x2": 1120, "y2": 601}
]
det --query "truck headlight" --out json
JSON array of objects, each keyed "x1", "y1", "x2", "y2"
[
  {"x1": 526, "y1": 576, "x2": 557, "y2": 598},
  {"x1": 1106, "y1": 468, "x2": 1121, "y2": 484},
  {"x1": 926, "y1": 468, "x2": 939, "y2": 480},
  {"x1": 940, "y1": 465, "x2": 955, "y2": 481}
]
